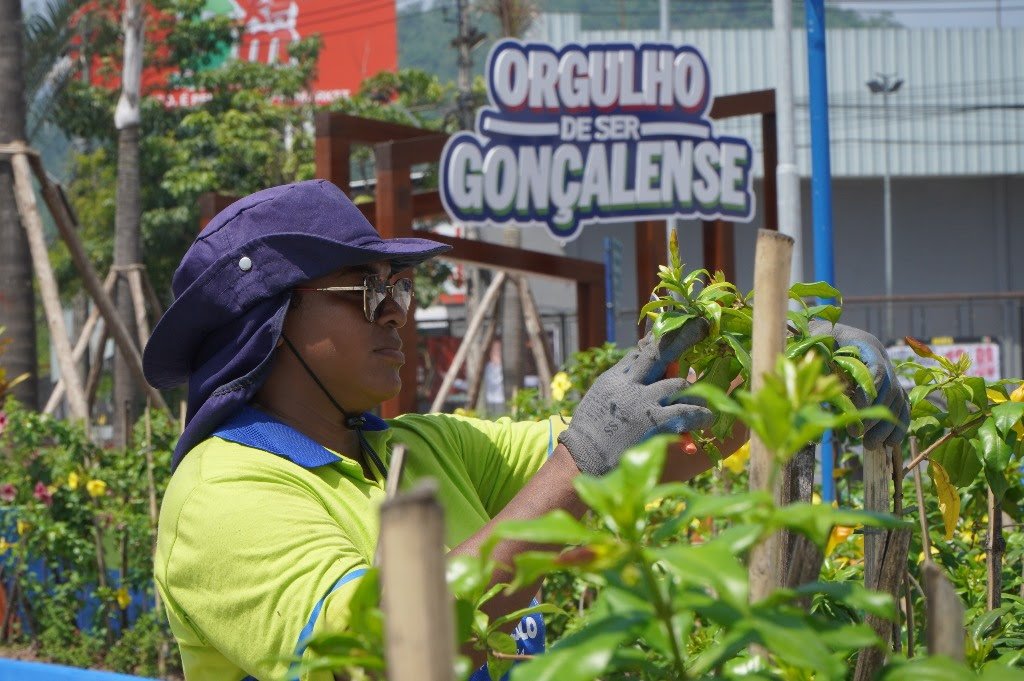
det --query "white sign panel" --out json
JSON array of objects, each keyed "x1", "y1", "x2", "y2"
[
  {"x1": 887, "y1": 338, "x2": 1002, "y2": 387},
  {"x1": 440, "y1": 40, "x2": 757, "y2": 242}
]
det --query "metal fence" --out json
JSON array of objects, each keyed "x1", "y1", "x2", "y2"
[{"x1": 841, "y1": 292, "x2": 1024, "y2": 380}]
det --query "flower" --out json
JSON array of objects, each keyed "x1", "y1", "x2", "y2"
[
  {"x1": 0, "y1": 411, "x2": 7, "y2": 436},
  {"x1": 987, "y1": 386, "x2": 1024, "y2": 438},
  {"x1": 0, "y1": 538, "x2": 11, "y2": 555},
  {"x1": 550, "y1": 372, "x2": 572, "y2": 401},
  {"x1": 115, "y1": 587, "x2": 131, "y2": 611},
  {"x1": 67, "y1": 472, "x2": 79, "y2": 490},
  {"x1": 33, "y1": 481, "x2": 53, "y2": 507},
  {"x1": 722, "y1": 440, "x2": 750, "y2": 474},
  {"x1": 826, "y1": 525, "x2": 855, "y2": 556},
  {"x1": 16, "y1": 520, "x2": 30, "y2": 536},
  {"x1": 86, "y1": 479, "x2": 107, "y2": 499},
  {"x1": 0, "y1": 483, "x2": 16, "y2": 503}
]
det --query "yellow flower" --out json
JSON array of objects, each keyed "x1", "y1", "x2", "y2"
[
  {"x1": 0, "y1": 538, "x2": 11, "y2": 555},
  {"x1": 825, "y1": 525, "x2": 855, "y2": 556},
  {"x1": 86, "y1": 479, "x2": 107, "y2": 498},
  {"x1": 987, "y1": 387, "x2": 1024, "y2": 439},
  {"x1": 722, "y1": 440, "x2": 750, "y2": 474},
  {"x1": 115, "y1": 587, "x2": 131, "y2": 610},
  {"x1": 550, "y1": 372, "x2": 572, "y2": 402},
  {"x1": 16, "y1": 520, "x2": 30, "y2": 536},
  {"x1": 46, "y1": 484, "x2": 58, "y2": 496},
  {"x1": 67, "y1": 472, "x2": 79, "y2": 490}
]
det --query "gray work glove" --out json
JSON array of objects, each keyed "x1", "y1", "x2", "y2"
[
  {"x1": 809, "y1": 320, "x2": 910, "y2": 448},
  {"x1": 558, "y1": 319, "x2": 715, "y2": 476}
]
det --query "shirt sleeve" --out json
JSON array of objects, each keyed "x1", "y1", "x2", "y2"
[
  {"x1": 390, "y1": 413, "x2": 568, "y2": 519},
  {"x1": 157, "y1": 462, "x2": 370, "y2": 681}
]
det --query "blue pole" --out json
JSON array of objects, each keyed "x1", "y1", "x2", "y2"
[
  {"x1": 805, "y1": 0, "x2": 837, "y2": 503},
  {"x1": 603, "y1": 237, "x2": 617, "y2": 344}
]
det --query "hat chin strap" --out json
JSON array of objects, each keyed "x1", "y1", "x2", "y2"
[{"x1": 279, "y1": 334, "x2": 388, "y2": 477}]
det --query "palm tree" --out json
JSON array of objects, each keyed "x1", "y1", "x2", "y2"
[
  {"x1": 0, "y1": 0, "x2": 38, "y2": 409},
  {"x1": 112, "y1": 0, "x2": 144, "y2": 444}
]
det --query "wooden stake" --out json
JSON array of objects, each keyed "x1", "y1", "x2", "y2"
[
  {"x1": 84, "y1": 322, "x2": 108, "y2": 410},
  {"x1": 862, "y1": 445, "x2": 890, "y2": 590},
  {"x1": 34, "y1": 167, "x2": 170, "y2": 413},
  {"x1": 516, "y1": 276, "x2": 554, "y2": 399},
  {"x1": 379, "y1": 479, "x2": 455, "y2": 681},
  {"x1": 43, "y1": 270, "x2": 117, "y2": 415},
  {"x1": 853, "y1": 527, "x2": 912, "y2": 681},
  {"x1": 465, "y1": 298, "x2": 501, "y2": 411},
  {"x1": 987, "y1": 489, "x2": 1004, "y2": 614},
  {"x1": 430, "y1": 272, "x2": 507, "y2": 413},
  {"x1": 922, "y1": 560, "x2": 965, "y2": 661},
  {"x1": 126, "y1": 266, "x2": 151, "y2": 347},
  {"x1": 10, "y1": 153, "x2": 90, "y2": 423},
  {"x1": 747, "y1": 229, "x2": 793, "y2": 602},
  {"x1": 911, "y1": 439, "x2": 932, "y2": 559}
]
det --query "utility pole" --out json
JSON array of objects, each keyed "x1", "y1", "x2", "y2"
[
  {"x1": 0, "y1": 0, "x2": 38, "y2": 408},
  {"x1": 772, "y1": 0, "x2": 803, "y2": 286},
  {"x1": 867, "y1": 74, "x2": 903, "y2": 342},
  {"x1": 452, "y1": 0, "x2": 484, "y2": 130}
]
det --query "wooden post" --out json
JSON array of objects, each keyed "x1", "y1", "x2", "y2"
[
  {"x1": 747, "y1": 229, "x2": 794, "y2": 602},
  {"x1": 923, "y1": 560, "x2": 965, "y2": 661},
  {"x1": 429, "y1": 272, "x2": 507, "y2": 413},
  {"x1": 517, "y1": 276, "x2": 554, "y2": 399},
  {"x1": 853, "y1": 527, "x2": 912, "y2": 680},
  {"x1": 702, "y1": 219, "x2": 736, "y2": 282},
  {"x1": 10, "y1": 153, "x2": 90, "y2": 423},
  {"x1": 634, "y1": 220, "x2": 668, "y2": 340},
  {"x1": 44, "y1": 270, "x2": 117, "y2": 415},
  {"x1": 987, "y1": 490, "x2": 1004, "y2": 613},
  {"x1": 34, "y1": 167, "x2": 170, "y2": 413},
  {"x1": 84, "y1": 322, "x2": 108, "y2": 410},
  {"x1": 379, "y1": 480, "x2": 455, "y2": 681},
  {"x1": 863, "y1": 445, "x2": 891, "y2": 590},
  {"x1": 126, "y1": 266, "x2": 151, "y2": 347}
]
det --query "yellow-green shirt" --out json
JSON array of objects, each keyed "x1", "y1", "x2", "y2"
[{"x1": 155, "y1": 406, "x2": 563, "y2": 681}]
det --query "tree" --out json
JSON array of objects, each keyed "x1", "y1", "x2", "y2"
[
  {"x1": 0, "y1": 0, "x2": 38, "y2": 409},
  {"x1": 112, "y1": 0, "x2": 145, "y2": 443}
]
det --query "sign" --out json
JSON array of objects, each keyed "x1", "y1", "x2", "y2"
[
  {"x1": 887, "y1": 337, "x2": 1002, "y2": 387},
  {"x1": 440, "y1": 40, "x2": 756, "y2": 242},
  {"x1": 80, "y1": 0, "x2": 397, "y2": 106}
]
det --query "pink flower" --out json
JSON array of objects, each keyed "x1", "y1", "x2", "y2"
[
  {"x1": 0, "y1": 483, "x2": 15, "y2": 503},
  {"x1": 0, "y1": 412, "x2": 7, "y2": 436},
  {"x1": 33, "y1": 481, "x2": 52, "y2": 507}
]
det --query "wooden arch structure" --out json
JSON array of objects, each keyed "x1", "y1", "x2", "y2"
[{"x1": 199, "y1": 88, "x2": 778, "y2": 417}]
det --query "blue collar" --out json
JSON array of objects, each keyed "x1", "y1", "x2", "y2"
[{"x1": 212, "y1": 405, "x2": 389, "y2": 469}]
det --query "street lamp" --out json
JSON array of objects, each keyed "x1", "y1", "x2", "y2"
[{"x1": 866, "y1": 73, "x2": 902, "y2": 341}]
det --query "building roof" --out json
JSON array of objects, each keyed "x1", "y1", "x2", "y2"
[{"x1": 528, "y1": 14, "x2": 1023, "y2": 178}]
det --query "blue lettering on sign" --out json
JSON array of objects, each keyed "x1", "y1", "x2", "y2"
[{"x1": 441, "y1": 40, "x2": 756, "y2": 242}]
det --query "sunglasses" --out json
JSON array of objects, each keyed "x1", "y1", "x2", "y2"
[{"x1": 294, "y1": 275, "x2": 414, "y2": 323}]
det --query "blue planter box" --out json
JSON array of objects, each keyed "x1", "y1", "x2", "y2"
[{"x1": 0, "y1": 659, "x2": 157, "y2": 680}]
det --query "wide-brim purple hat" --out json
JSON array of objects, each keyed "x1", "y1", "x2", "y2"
[{"x1": 143, "y1": 179, "x2": 451, "y2": 470}]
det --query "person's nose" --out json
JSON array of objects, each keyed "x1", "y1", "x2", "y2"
[{"x1": 376, "y1": 293, "x2": 407, "y2": 329}]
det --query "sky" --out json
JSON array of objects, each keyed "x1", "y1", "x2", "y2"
[{"x1": 832, "y1": 0, "x2": 1024, "y2": 28}]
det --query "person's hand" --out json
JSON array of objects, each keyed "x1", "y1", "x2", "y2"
[
  {"x1": 558, "y1": 319, "x2": 715, "y2": 476},
  {"x1": 809, "y1": 320, "x2": 909, "y2": 448}
]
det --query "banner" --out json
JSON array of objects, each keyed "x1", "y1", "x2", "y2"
[{"x1": 440, "y1": 40, "x2": 756, "y2": 242}]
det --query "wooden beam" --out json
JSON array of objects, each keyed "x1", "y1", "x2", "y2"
[
  {"x1": 198, "y1": 193, "x2": 236, "y2": 232},
  {"x1": 702, "y1": 219, "x2": 736, "y2": 281},
  {"x1": 314, "y1": 111, "x2": 351, "y2": 193},
  {"x1": 374, "y1": 141, "x2": 418, "y2": 418},
  {"x1": 710, "y1": 89, "x2": 775, "y2": 120},
  {"x1": 761, "y1": 112, "x2": 779, "y2": 232},
  {"x1": 634, "y1": 220, "x2": 667, "y2": 340}
]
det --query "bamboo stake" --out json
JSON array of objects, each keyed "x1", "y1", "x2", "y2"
[
  {"x1": 379, "y1": 480, "x2": 454, "y2": 681},
  {"x1": 465, "y1": 298, "x2": 501, "y2": 411},
  {"x1": 139, "y1": 266, "x2": 164, "y2": 319},
  {"x1": 33, "y1": 164, "x2": 170, "y2": 413},
  {"x1": 747, "y1": 229, "x2": 794, "y2": 602},
  {"x1": 516, "y1": 276, "x2": 554, "y2": 399},
  {"x1": 142, "y1": 404, "x2": 168, "y2": 676},
  {"x1": 10, "y1": 153, "x2": 90, "y2": 423},
  {"x1": 44, "y1": 270, "x2": 117, "y2": 415},
  {"x1": 430, "y1": 272, "x2": 507, "y2": 413},
  {"x1": 922, "y1": 560, "x2": 965, "y2": 661}
]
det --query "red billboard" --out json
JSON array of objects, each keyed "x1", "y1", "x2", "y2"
[{"x1": 224, "y1": 0, "x2": 397, "y2": 102}]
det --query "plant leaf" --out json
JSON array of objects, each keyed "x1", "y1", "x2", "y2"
[{"x1": 929, "y1": 459, "x2": 961, "y2": 539}]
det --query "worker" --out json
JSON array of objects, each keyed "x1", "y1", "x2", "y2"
[{"x1": 144, "y1": 179, "x2": 907, "y2": 680}]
